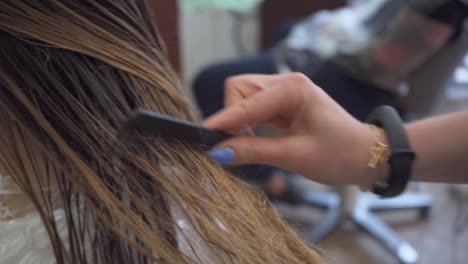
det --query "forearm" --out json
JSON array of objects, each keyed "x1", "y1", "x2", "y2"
[{"x1": 407, "y1": 111, "x2": 468, "y2": 183}]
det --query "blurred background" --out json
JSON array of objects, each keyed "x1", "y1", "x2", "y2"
[{"x1": 149, "y1": 1, "x2": 468, "y2": 263}]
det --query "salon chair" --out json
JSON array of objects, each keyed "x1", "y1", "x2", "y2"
[{"x1": 297, "y1": 20, "x2": 468, "y2": 264}]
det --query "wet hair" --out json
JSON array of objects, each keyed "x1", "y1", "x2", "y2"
[{"x1": 0, "y1": 1, "x2": 322, "y2": 263}]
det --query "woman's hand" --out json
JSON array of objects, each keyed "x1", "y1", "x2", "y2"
[{"x1": 204, "y1": 73, "x2": 376, "y2": 187}]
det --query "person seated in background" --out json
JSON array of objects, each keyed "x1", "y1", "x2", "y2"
[{"x1": 193, "y1": 0, "x2": 468, "y2": 203}]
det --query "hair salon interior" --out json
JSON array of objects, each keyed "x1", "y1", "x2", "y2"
[{"x1": 156, "y1": 1, "x2": 468, "y2": 263}]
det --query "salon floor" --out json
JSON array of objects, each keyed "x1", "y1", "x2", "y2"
[
  {"x1": 277, "y1": 183, "x2": 468, "y2": 264},
  {"x1": 275, "y1": 85, "x2": 468, "y2": 264}
]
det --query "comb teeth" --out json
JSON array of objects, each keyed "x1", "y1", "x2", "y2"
[{"x1": 120, "y1": 109, "x2": 231, "y2": 149}]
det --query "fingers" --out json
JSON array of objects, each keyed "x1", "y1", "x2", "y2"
[
  {"x1": 223, "y1": 74, "x2": 280, "y2": 135},
  {"x1": 204, "y1": 73, "x2": 311, "y2": 131},
  {"x1": 223, "y1": 74, "x2": 295, "y2": 107},
  {"x1": 204, "y1": 86, "x2": 290, "y2": 130},
  {"x1": 224, "y1": 75, "x2": 262, "y2": 107},
  {"x1": 208, "y1": 136, "x2": 293, "y2": 166}
]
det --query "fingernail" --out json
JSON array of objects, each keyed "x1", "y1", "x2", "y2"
[{"x1": 208, "y1": 147, "x2": 235, "y2": 164}]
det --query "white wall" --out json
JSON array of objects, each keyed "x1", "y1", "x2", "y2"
[{"x1": 179, "y1": 9, "x2": 260, "y2": 89}]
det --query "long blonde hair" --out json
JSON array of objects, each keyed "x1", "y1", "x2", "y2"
[{"x1": 0, "y1": 1, "x2": 322, "y2": 263}]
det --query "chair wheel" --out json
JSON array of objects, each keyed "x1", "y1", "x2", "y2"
[{"x1": 419, "y1": 206, "x2": 431, "y2": 219}]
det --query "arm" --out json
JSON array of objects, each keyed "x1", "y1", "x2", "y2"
[
  {"x1": 205, "y1": 73, "x2": 468, "y2": 187},
  {"x1": 352, "y1": 110, "x2": 468, "y2": 188},
  {"x1": 407, "y1": 111, "x2": 468, "y2": 183}
]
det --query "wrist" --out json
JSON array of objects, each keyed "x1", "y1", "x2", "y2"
[{"x1": 351, "y1": 124, "x2": 389, "y2": 189}]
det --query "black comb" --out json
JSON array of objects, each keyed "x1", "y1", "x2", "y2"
[{"x1": 121, "y1": 109, "x2": 232, "y2": 149}]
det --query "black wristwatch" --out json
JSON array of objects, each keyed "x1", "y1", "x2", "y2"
[{"x1": 366, "y1": 106, "x2": 416, "y2": 198}]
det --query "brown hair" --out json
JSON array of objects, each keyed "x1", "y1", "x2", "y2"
[{"x1": 0, "y1": 1, "x2": 322, "y2": 263}]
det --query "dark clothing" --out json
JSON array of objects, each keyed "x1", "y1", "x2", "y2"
[
  {"x1": 194, "y1": 51, "x2": 277, "y2": 118},
  {"x1": 193, "y1": 49, "x2": 391, "y2": 123}
]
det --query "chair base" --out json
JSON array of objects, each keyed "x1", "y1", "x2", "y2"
[{"x1": 298, "y1": 188, "x2": 432, "y2": 264}]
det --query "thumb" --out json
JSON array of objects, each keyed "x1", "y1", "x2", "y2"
[{"x1": 207, "y1": 136, "x2": 291, "y2": 167}]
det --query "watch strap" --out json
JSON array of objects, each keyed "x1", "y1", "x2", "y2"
[{"x1": 366, "y1": 105, "x2": 415, "y2": 198}]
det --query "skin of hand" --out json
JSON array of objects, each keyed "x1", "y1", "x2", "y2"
[{"x1": 204, "y1": 73, "x2": 378, "y2": 187}]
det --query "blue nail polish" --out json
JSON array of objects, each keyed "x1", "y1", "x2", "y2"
[{"x1": 208, "y1": 147, "x2": 235, "y2": 164}]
